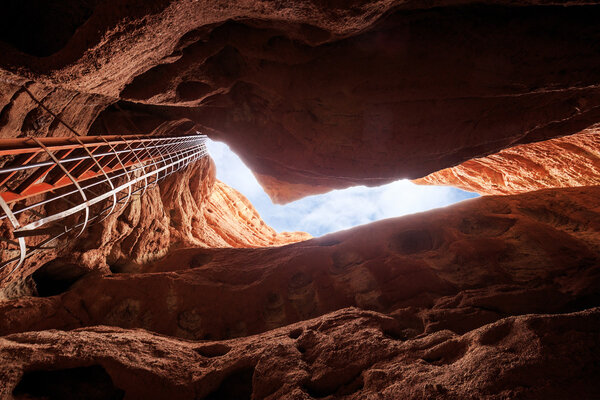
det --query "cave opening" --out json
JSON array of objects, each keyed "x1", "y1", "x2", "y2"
[{"x1": 205, "y1": 138, "x2": 479, "y2": 237}]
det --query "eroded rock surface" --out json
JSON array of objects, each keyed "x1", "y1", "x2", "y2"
[
  {"x1": 1, "y1": 1, "x2": 600, "y2": 398},
  {"x1": 0, "y1": 156, "x2": 308, "y2": 299},
  {"x1": 415, "y1": 128, "x2": 600, "y2": 195},
  {"x1": 1, "y1": 307, "x2": 598, "y2": 399},
  {"x1": 3, "y1": 2, "x2": 600, "y2": 201},
  {"x1": 1, "y1": 186, "x2": 598, "y2": 342}
]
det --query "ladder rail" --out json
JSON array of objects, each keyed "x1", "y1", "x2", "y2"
[{"x1": 0, "y1": 134, "x2": 208, "y2": 272}]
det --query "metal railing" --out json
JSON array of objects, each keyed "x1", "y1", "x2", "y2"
[{"x1": 0, "y1": 134, "x2": 208, "y2": 272}]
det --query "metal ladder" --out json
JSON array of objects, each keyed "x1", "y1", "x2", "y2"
[{"x1": 0, "y1": 134, "x2": 208, "y2": 272}]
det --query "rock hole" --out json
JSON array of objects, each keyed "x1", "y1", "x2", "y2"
[
  {"x1": 205, "y1": 366, "x2": 254, "y2": 400},
  {"x1": 108, "y1": 262, "x2": 140, "y2": 274},
  {"x1": 304, "y1": 371, "x2": 364, "y2": 398},
  {"x1": 176, "y1": 81, "x2": 212, "y2": 101},
  {"x1": 12, "y1": 365, "x2": 125, "y2": 400},
  {"x1": 195, "y1": 343, "x2": 231, "y2": 358},
  {"x1": 336, "y1": 373, "x2": 364, "y2": 397},
  {"x1": 389, "y1": 230, "x2": 434, "y2": 254},
  {"x1": 288, "y1": 327, "x2": 303, "y2": 339},
  {"x1": 381, "y1": 326, "x2": 405, "y2": 341},
  {"x1": 31, "y1": 259, "x2": 88, "y2": 297},
  {"x1": 296, "y1": 343, "x2": 306, "y2": 354}
]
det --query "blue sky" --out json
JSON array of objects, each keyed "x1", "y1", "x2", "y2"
[{"x1": 205, "y1": 139, "x2": 479, "y2": 237}]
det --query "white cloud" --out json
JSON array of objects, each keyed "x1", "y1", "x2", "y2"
[{"x1": 205, "y1": 139, "x2": 479, "y2": 236}]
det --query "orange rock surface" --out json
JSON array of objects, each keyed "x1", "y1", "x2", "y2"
[
  {"x1": 201, "y1": 179, "x2": 311, "y2": 246},
  {"x1": 0, "y1": 156, "x2": 308, "y2": 298},
  {"x1": 1, "y1": 186, "x2": 598, "y2": 340},
  {"x1": 415, "y1": 129, "x2": 600, "y2": 195},
  {"x1": 0, "y1": 1, "x2": 600, "y2": 398}
]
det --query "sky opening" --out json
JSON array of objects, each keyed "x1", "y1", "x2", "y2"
[{"x1": 205, "y1": 139, "x2": 479, "y2": 237}]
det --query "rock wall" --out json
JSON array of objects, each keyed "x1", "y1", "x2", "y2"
[
  {"x1": 1, "y1": 186, "x2": 598, "y2": 339},
  {"x1": 0, "y1": 74, "x2": 308, "y2": 298},
  {"x1": 0, "y1": 71, "x2": 112, "y2": 140},
  {"x1": 3, "y1": 2, "x2": 600, "y2": 202},
  {"x1": 0, "y1": 155, "x2": 309, "y2": 298},
  {"x1": 201, "y1": 180, "x2": 311, "y2": 248},
  {"x1": 77, "y1": 155, "x2": 309, "y2": 275},
  {"x1": 414, "y1": 128, "x2": 600, "y2": 195},
  {"x1": 0, "y1": 186, "x2": 598, "y2": 399},
  {"x1": 1, "y1": 307, "x2": 599, "y2": 400}
]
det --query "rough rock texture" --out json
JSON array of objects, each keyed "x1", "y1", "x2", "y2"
[
  {"x1": 83, "y1": 156, "x2": 309, "y2": 273},
  {"x1": 3, "y1": 2, "x2": 600, "y2": 201},
  {"x1": 0, "y1": 156, "x2": 309, "y2": 299},
  {"x1": 0, "y1": 68, "x2": 308, "y2": 297},
  {"x1": 415, "y1": 128, "x2": 600, "y2": 195},
  {"x1": 1, "y1": 1, "x2": 600, "y2": 398},
  {"x1": 1, "y1": 307, "x2": 599, "y2": 399},
  {"x1": 201, "y1": 180, "x2": 311, "y2": 248},
  {"x1": 0, "y1": 71, "x2": 112, "y2": 140},
  {"x1": 1, "y1": 186, "x2": 598, "y2": 342}
]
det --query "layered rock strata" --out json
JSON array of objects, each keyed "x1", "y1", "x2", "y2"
[{"x1": 415, "y1": 128, "x2": 600, "y2": 195}]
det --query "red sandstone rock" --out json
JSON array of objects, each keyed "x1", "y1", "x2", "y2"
[
  {"x1": 0, "y1": 307, "x2": 598, "y2": 399},
  {"x1": 3, "y1": 3, "x2": 600, "y2": 201},
  {"x1": 414, "y1": 128, "x2": 600, "y2": 195},
  {"x1": 0, "y1": 155, "x2": 308, "y2": 298},
  {"x1": 200, "y1": 180, "x2": 311, "y2": 247},
  {"x1": 0, "y1": 70, "x2": 112, "y2": 141},
  {"x1": 1, "y1": 186, "x2": 598, "y2": 341},
  {"x1": 0, "y1": 2, "x2": 599, "y2": 398}
]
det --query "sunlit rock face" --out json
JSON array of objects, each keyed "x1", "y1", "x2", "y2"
[
  {"x1": 414, "y1": 128, "x2": 600, "y2": 195},
  {"x1": 84, "y1": 156, "x2": 309, "y2": 274},
  {"x1": 0, "y1": 155, "x2": 308, "y2": 298},
  {"x1": 201, "y1": 180, "x2": 312, "y2": 247}
]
